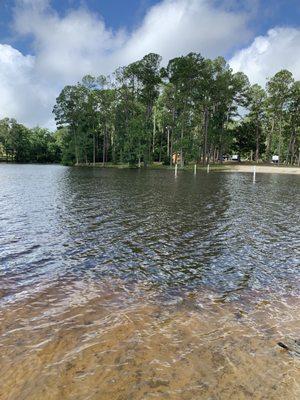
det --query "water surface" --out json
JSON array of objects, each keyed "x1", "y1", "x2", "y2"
[{"x1": 0, "y1": 164, "x2": 299, "y2": 399}]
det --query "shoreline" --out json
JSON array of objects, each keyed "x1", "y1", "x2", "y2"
[
  {"x1": 1, "y1": 161, "x2": 300, "y2": 175},
  {"x1": 77, "y1": 162, "x2": 300, "y2": 175}
]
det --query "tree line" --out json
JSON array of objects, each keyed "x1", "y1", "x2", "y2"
[
  {"x1": 1, "y1": 52, "x2": 299, "y2": 166},
  {"x1": 0, "y1": 119, "x2": 61, "y2": 163}
]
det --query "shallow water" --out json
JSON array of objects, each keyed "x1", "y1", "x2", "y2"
[{"x1": 0, "y1": 164, "x2": 299, "y2": 399}]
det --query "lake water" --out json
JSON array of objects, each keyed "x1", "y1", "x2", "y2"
[{"x1": 0, "y1": 164, "x2": 299, "y2": 399}]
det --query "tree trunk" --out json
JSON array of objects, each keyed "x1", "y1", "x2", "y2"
[
  {"x1": 219, "y1": 118, "x2": 224, "y2": 164},
  {"x1": 255, "y1": 123, "x2": 260, "y2": 163},
  {"x1": 152, "y1": 111, "x2": 156, "y2": 155},
  {"x1": 266, "y1": 118, "x2": 274, "y2": 161},
  {"x1": 170, "y1": 109, "x2": 175, "y2": 167},
  {"x1": 286, "y1": 129, "x2": 295, "y2": 164},
  {"x1": 106, "y1": 134, "x2": 109, "y2": 163},
  {"x1": 167, "y1": 126, "x2": 170, "y2": 158},
  {"x1": 147, "y1": 131, "x2": 151, "y2": 166},
  {"x1": 93, "y1": 132, "x2": 96, "y2": 166},
  {"x1": 159, "y1": 134, "x2": 162, "y2": 163},
  {"x1": 102, "y1": 127, "x2": 106, "y2": 166},
  {"x1": 278, "y1": 115, "x2": 282, "y2": 162},
  {"x1": 213, "y1": 146, "x2": 217, "y2": 163},
  {"x1": 215, "y1": 149, "x2": 219, "y2": 164},
  {"x1": 180, "y1": 125, "x2": 184, "y2": 168},
  {"x1": 111, "y1": 126, "x2": 116, "y2": 164},
  {"x1": 291, "y1": 133, "x2": 296, "y2": 164},
  {"x1": 169, "y1": 129, "x2": 173, "y2": 167},
  {"x1": 74, "y1": 126, "x2": 79, "y2": 165},
  {"x1": 96, "y1": 132, "x2": 99, "y2": 162},
  {"x1": 203, "y1": 109, "x2": 209, "y2": 165}
]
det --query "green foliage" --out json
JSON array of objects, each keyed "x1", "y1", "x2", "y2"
[
  {"x1": 0, "y1": 119, "x2": 61, "y2": 163},
  {"x1": 1, "y1": 54, "x2": 299, "y2": 166}
]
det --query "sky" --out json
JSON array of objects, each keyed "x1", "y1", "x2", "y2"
[{"x1": 0, "y1": 0, "x2": 300, "y2": 129}]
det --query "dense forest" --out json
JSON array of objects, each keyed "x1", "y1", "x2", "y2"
[
  {"x1": 0, "y1": 120, "x2": 61, "y2": 163},
  {"x1": 1, "y1": 53, "x2": 299, "y2": 166}
]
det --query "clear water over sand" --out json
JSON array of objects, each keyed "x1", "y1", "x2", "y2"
[{"x1": 0, "y1": 165, "x2": 299, "y2": 399}]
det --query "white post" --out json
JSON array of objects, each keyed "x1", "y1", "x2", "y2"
[
  {"x1": 194, "y1": 164, "x2": 197, "y2": 175},
  {"x1": 175, "y1": 163, "x2": 178, "y2": 178},
  {"x1": 207, "y1": 164, "x2": 210, "y2": 173},
  {"x1": 253, "y1": 165, "x2": 256, "y2": 183}
]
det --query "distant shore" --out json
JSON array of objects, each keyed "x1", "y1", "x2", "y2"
[
  {"x1": 1, "y1": 161, "x2": 299, "y2": 174},
  {"x1": 76, "y1": 162, "x2": 300, "y2": 175}
]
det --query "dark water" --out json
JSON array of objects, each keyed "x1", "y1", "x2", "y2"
[
  {"x1": 1, "y1": 164, "x2": 299, "y2": 302},
  {"x1": 0, "y1": 164, "x2": 300, "y2": 400}
]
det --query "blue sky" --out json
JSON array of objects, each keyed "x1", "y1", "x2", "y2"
[
  {"x1": 1, "y1": 0, "x2": 299, "y2": 55},
  {"x1": 0, "y1": 0, "x2": 299, "y2": 128},
  {"x1": 1, "y1": 0, "x2": 161, "y2": 52}
]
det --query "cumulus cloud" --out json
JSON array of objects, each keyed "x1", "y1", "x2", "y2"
[
  {"x1": 14, "y1": 2, "x2": 126, "y2": 82},
  {"x1": 1, "y1": 1, "x2": 295, "y2": 129},
  {"x1": 0, "y1": 44, "x2": 56, "y2": 128},
  {"x1": 230, "y1": 27, "x2": 300, "y2": 86},
  {"x1": 0, "y1": 0, "x2": 252, "y2": 128},
  {"x1": 115, "y1": 0, "x2": 250, "y2": 64}
]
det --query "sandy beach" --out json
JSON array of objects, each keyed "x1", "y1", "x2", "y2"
[{"x1": 218, "y1": 164, "x2": 300, "y2": 175}]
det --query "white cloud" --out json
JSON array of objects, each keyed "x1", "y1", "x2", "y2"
[
  {"x1": 14, "y1": 4, "x2": 126, "y2": 82},
  {"x1": 115, "y1": 0, "x2": 250, "y2": 64},
  {"x1": 0, "y1": 44, "x2": 56, "y2": 128},
  {"x1": 230, "y1": 27, "x2": 300, "y2": 86},
  {"x1": 0, "y1": 0, "x2": 251, "y2": 128}
]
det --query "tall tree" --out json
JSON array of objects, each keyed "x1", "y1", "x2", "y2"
[
  {"x1": 266, "y1": 70, "x2": 294, "y2": 160},
  {"x1": 246, "y1": 84, "x2": 266, "y2": 162}
]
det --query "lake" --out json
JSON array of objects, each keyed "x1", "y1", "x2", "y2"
[{"x1": 0, "y1": 164, "x2": 299, "y2": 399}]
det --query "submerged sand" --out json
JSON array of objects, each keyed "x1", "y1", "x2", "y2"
[{"x1": 0, "y1": 281, "x2": 299, "y2": 400}]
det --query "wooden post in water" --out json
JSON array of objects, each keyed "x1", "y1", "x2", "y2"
[
  {"x1": 207, "y1": 164, "x2": 210, "y2": 173},
  {"x1": 194, "y1": 164, "x2": 197, "y2": 176},
  {"x1": 253, "y1": 165, "x2": 256, "y2": 183},
  {"x1": 175, "y1": 163, "x2": 178, "y2": 178}
]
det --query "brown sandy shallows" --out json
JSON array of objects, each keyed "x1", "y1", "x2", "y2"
[
  {"x1": 217, "y1": 164, "x2": 300, "y2": 175},
  {"x1": 0, "y1": 282, "x2": 299, "y2": 400}
]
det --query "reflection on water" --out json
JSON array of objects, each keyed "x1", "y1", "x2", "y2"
[{"x1": 0, "y1": 164, "x2": 299, "y2": 399}]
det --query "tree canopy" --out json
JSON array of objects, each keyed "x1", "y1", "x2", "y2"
[
  {"x1": 0, "y1": 119, "x2": 61, "y2": 163},
  {"x1": 1, "y1": 53, "x2": 299, "y2": 166}
]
